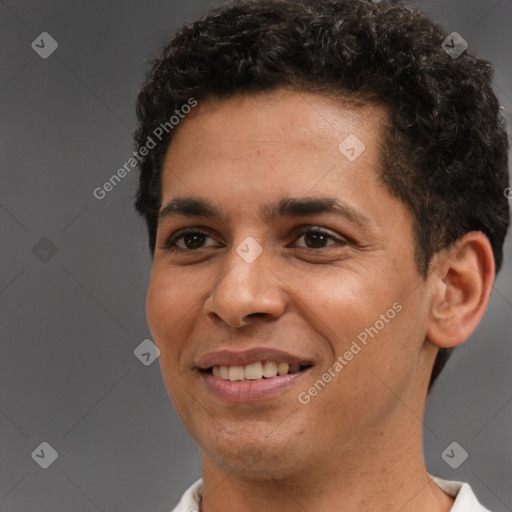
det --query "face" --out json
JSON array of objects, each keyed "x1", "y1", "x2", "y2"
[{"x1": 146, "y1": 90, "x2": 436, "y2": 479}]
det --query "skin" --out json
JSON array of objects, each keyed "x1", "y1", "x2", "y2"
[{"x1": 146, "y1": 90, "x2": 495, "y2": 512}]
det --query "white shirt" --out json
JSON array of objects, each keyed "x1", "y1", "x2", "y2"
[{"x1": 170, "y1": 476, "x2": 492, "y2": 511}]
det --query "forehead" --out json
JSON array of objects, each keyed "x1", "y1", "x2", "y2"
[
  {"x1": 159, "y1": 90, "x2": 389, "y2": 217},
  {"x1": 164, "y1": 90, "x2": 386, "y2": 157},
  {"x1": 163, "y1": 91, "x2": 387, "y2": 180}
]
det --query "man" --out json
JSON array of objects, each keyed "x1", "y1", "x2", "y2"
[{"x1": 133, "y1": 0, "x2": 509, "y2": 510}]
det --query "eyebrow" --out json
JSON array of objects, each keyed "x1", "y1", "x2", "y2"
[{"x1": 158, "y1": 196, "x2": 371, "y2": 228}]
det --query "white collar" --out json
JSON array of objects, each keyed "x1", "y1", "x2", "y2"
[{"x1": 171, "y1": 476, "x2": 491, "y2": 511}]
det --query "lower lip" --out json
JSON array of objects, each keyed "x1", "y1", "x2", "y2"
[{"x1": 200, "y1": 369, "x2": 310, "y2": 403}]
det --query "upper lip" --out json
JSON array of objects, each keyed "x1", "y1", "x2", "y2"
[{"x1": 196, "y1": 348, "x2": 314, "y2": 369}]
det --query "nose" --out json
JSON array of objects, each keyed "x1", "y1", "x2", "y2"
[{"x1": 203, "y1": 242, "x2": 287, "y2": 329}]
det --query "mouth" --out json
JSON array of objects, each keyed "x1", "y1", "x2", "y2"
[
  {"x1": 197, "y1": 349, "x2": 314, "y2": 402},
  {"x1": 196, "y1": 348, "x2": 315, "y2": 402},
  {"x1": 202, "y1": 361, "x2": 313, "y2": 381}
]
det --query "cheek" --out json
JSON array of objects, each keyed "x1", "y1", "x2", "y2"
[
  {"x1": 290, "y1": 265, "x2": 420, "y2": 389},
  {"x1": 341, "y1": 285, "x2": 430, "y2": 405},
  {"x1": 146, "y1": 275, "x2": 170, "y2": 341},
  {"x1": 145, "y1": 269, "x2": 197, "y2": 354},
  {"x1": 145, "y1": 270, "x2": 199, "y2": 416},
  {"x1": 287, "y1": 266, "x2": 393, "y2": 348}
]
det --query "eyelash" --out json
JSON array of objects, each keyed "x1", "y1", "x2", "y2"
[{"x1": 161, "y1": 226, "x2": 347, "y2": 253}]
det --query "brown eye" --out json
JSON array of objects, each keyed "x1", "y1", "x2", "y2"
[
  {"x1": 294, "y1": 227, "x2": 346, "y2": 250},
  {"x1": 163, "y1": 228, "x2": 218, "y2": 251}
]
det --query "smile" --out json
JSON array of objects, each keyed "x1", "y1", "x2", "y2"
[
  {"x1": 196, "y1": 347, "x2": 314, "y2": 402},
  {"x1": 209, "y1": 361, "x2": 310, "y2": 381}
]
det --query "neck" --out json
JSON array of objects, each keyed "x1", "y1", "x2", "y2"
[{"x1": 198, "y1": 411, "x2": 453, "y2": 512}]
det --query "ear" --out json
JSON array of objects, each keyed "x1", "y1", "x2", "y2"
[{"x1": 426, "y1": 231, "x2": 495, "y2": 349}]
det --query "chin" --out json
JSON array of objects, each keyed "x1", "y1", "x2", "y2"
[{"x1": 200, "y1": 429, "x2": 309, "y2": 481}]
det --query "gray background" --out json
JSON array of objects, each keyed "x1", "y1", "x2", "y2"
[{"x1": 0, "y1": 1, "x2": 511, "y2": 511}]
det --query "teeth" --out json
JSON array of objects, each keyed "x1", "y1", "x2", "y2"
[
  {"x1": 219, "y1": 366, "x2": 229, "y2": 380},
  {"x1": 228, "y1": 366, "x2": 245, "y2": 381},
  {"x1": 262, "y1": 361, "x2": 278, "y2": 378},
  {"x1": 211, "y1": 361, "x2": 304, "y2": 381},
  {"x1": 277, "y1": 362, "x2": 289, "y2": 375},
  {"x1": 244, "y1": 362, "x2": 263, "y2": 380}
]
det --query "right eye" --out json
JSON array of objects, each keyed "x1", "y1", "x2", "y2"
[{"x1": 162, "y1": 228, "x2": 221, "y2": 252}]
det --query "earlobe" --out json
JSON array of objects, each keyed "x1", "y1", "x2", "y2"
[{"x1": 426, "y1": 232, "x2": 495, "y2": 349}]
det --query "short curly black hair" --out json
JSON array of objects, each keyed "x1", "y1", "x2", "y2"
[{"x1": 133, "y1": 0, "x2": 510, "y2": 392}]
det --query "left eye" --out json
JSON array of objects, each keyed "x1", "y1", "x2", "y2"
[{"x1": 293, "y1": 227, "x2": 345, "y2": 249}]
